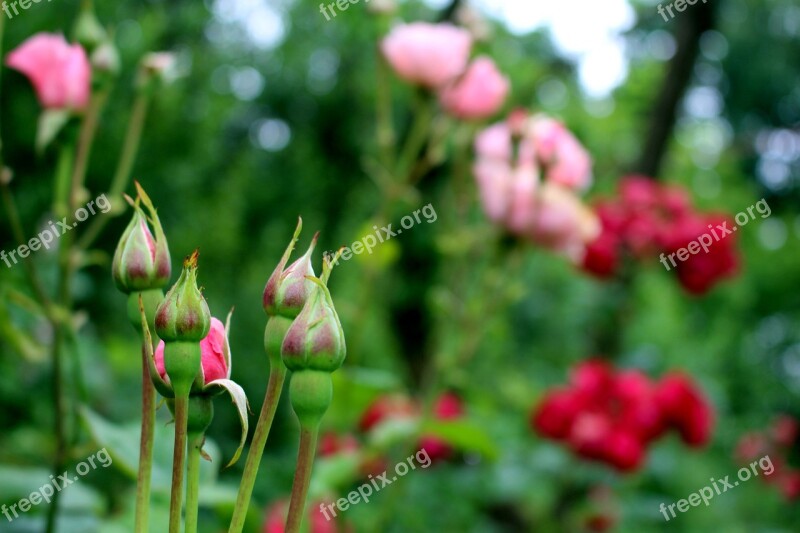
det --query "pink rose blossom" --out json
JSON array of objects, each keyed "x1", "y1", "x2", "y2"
[
  {"x1": 529, "y1": 115, "x2": 593, "y2": 191},
  {"x1": 439, "y1": 56, "x2": 509, "y2": 119},
  {"x1": 6, "y1": 33, "x2": 91, "y2": 110},
  {"x1": 380, "y1": 23, "x2": 472, "y2": 88},
  {"x1": 155, "y1": 317, "x2": 231, "y2": 386},
  {"x1": 472, "y1": 113, "x2": 598, "y2": 260}
]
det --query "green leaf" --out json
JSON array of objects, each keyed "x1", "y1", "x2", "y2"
[{"x1": 419, "y1": 419, "x2": 499, "y2": 460}]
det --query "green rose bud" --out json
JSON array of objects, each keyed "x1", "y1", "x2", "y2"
[
  {"x1": 263, "y1": 219, "x2": 318, "y2": 319},
  {"x1": 281, "y1": 277, "x2": 346, "y2": 373},
  {"x1": 112, "y1": 183, "x2": 171, "y2": 293},
  {"x1": 155, "y1": 250, "x2": 210, "y2": 343},
  {"x1": 73, "y1": 1, "x2": 107, "y2": 51}
]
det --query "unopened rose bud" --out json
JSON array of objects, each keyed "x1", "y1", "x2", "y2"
[
  {"x1": 281, "y1": 278, "x2": 345, "y2": 373},
  {"x1": 263, "y1": 222, "x2": 318, "y2": 319},
  {"x1": 155, "y1": 317, "x2": 230, "y2": 387},
  {"x1": 91, "y1": 40, "x2": 121, "y2": 77},
  {"x1": 112, "y1": 185, "x2": 171, "y2": 294},
  {"x1": 73, "y1": 1, "x2": 107, "y2": 51},
  {"x1": 155, "y1": 250, "x2": 210, "y2": 343},
  {"x1": 136, "y1": 52, "x2": 178, "y2": 92}
]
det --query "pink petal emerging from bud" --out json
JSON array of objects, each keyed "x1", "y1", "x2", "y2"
[
  {"x1": 6, "y1": 33, "x2": 91, "y2": 110},
  {"x1": 154, "y1": 316, "x2": 230, "y2": 387},
  {"x1": 439, "y1": 56, "x2": 509, "y2": 120},
  {"x1": 199, "y1": 317, "x2": 231, "y2": 383},
  {"x1": 380, "y1": 23, "x2": 472, "y2": 89}
]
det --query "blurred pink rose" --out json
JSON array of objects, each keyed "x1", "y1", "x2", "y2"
[
  {"x1": 439, "y1": 56, "x2": 509, "y2": 119},
  {"x1": 6, "y1": 33, "x2": 91, "y2": 110},
  {"x1": 473, "y1": 114, "x2": 598, "y2": 260},
  {"x1": 529, "y1": 115, "x2": 593, "y2": 191},
  {"x1": 155, "y1": 317, "x2": 231, "y2": 386},
  {"x1": 527, "y1": 183, "x2": 600, "y2": 261},
  {"x1": 380, "y1": 23, "x2": 472, "y2": 88}
]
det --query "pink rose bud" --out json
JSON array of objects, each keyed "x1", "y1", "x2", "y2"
[
  {"x1": 281, "y1": 278, "x2": 345, "y2": 373},
  {"x1": 6, "y1": 33, "x2": 91, "y2": 111},
  {"x1": 155, "y1": 317, "x2": 231, "y2": 387},
  {"x1": 380, "y1": 22, "x2": 472, "y2": 89},
  {"x1": 112, "y1": 185, "x2": 171, "y2": 293},
  {"x1": 155, "y1": 250, "x2": 211, "y2": 343},
  {"x1": 439, "y1": 56, "x2": 509, "y2": 120},
  {"x1": 263, "y1": 232, "x2": 318, "y2": 319}
]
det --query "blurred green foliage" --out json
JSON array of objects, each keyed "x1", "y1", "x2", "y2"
[{"x1": 0, "y1": 0, "x2": 799, "y2": 531}]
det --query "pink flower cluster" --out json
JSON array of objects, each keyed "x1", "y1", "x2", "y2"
[
  {"x1": 5, "y1": 33, "x2": 91, "y2": 111},
  {"x1": 736, "y1": 415, "x2": 800, "y2": 501},
  {"x1": 473, "y1": 111, "x2": 598, "y2": 260},
  {"x1": 381, "y1": 22, "x2": 509, "y2": 120},
  {"x1": 531, "y1": 360, "x2": 714, "y2": 472},
  {"x1": 582, "y1": 176, "x2": 739, "y2": 294}
]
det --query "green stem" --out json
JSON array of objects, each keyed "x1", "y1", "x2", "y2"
[
  {"x1": 185, "y1": 431, "x2": 204, "y2": 533},
  {"x1": 78, "y1": 92, "x2": 150, "y2": 250},
  {"x1": 69, "y1": 89, "x2": 109, "y2": 209},
  {"x1": 375, "y1": 44, "x2": 395, "y2": 172},
  {"x1": 44, "y1": 328, "x2": 67, "y2": 533},
  {"x1": 134, "y1": 342, "x2": 156, "y2": 533},
  {"x1": 396, "y1": 91, "x2": 434, "y2": 182},
  {"x1": 169, "y1": 394, "x2": 189, "y2": 533},
  {"x1": 0, "y1": 180, "x2": 54, "y2": 317},
  {"x1": 228, "y1": 364, "x2": 287, "y2": 533},
  {"x1": 285, "y1": 424, "x2": 320, "y2": 533}
]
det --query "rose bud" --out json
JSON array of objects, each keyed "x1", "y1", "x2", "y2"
[
  {"x1": 263, "y1": 227, "x2": 318, "y2": 320},
  {"x1": 281, "y1": 278, "x2": 345, "y2": 374},
  {"x1": 112, "y1": 184, "x2": 171, "y2": 294},
  {"x1": 153, "y1": 317, "x2": 230, "y2": 394},
  {"x1": 73, "y1": 2, "x2": 107, "y2": 51},
  {"x1": 155, "y1": 251, "x2": 210, "y2": 343},
  {"x1": 380, "y1": 23, "x2": 472, "y2": 89},
  {"x1": 439, "y1": 56, "x2": 510, "y2": 120},
  {"x1": 154, "y1": 251, "x2": 211, "y2": 397},
  {"x1": 6, "y1": 33, "x2": 91, "y2": 111}
]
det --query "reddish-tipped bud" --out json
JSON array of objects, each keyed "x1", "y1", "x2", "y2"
[
  {"x1": 263, "y1": 220, "x2": 317, "y2": 319},
  {"x1": 281, "y1": 277, "x2": 345, "y2": 373},
  {"x1": 112, "y1": 184, "x2": 171, "y2": 293},
  {"x1": 155, "y1": 250, "x2": 210, "y2": 343}
]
